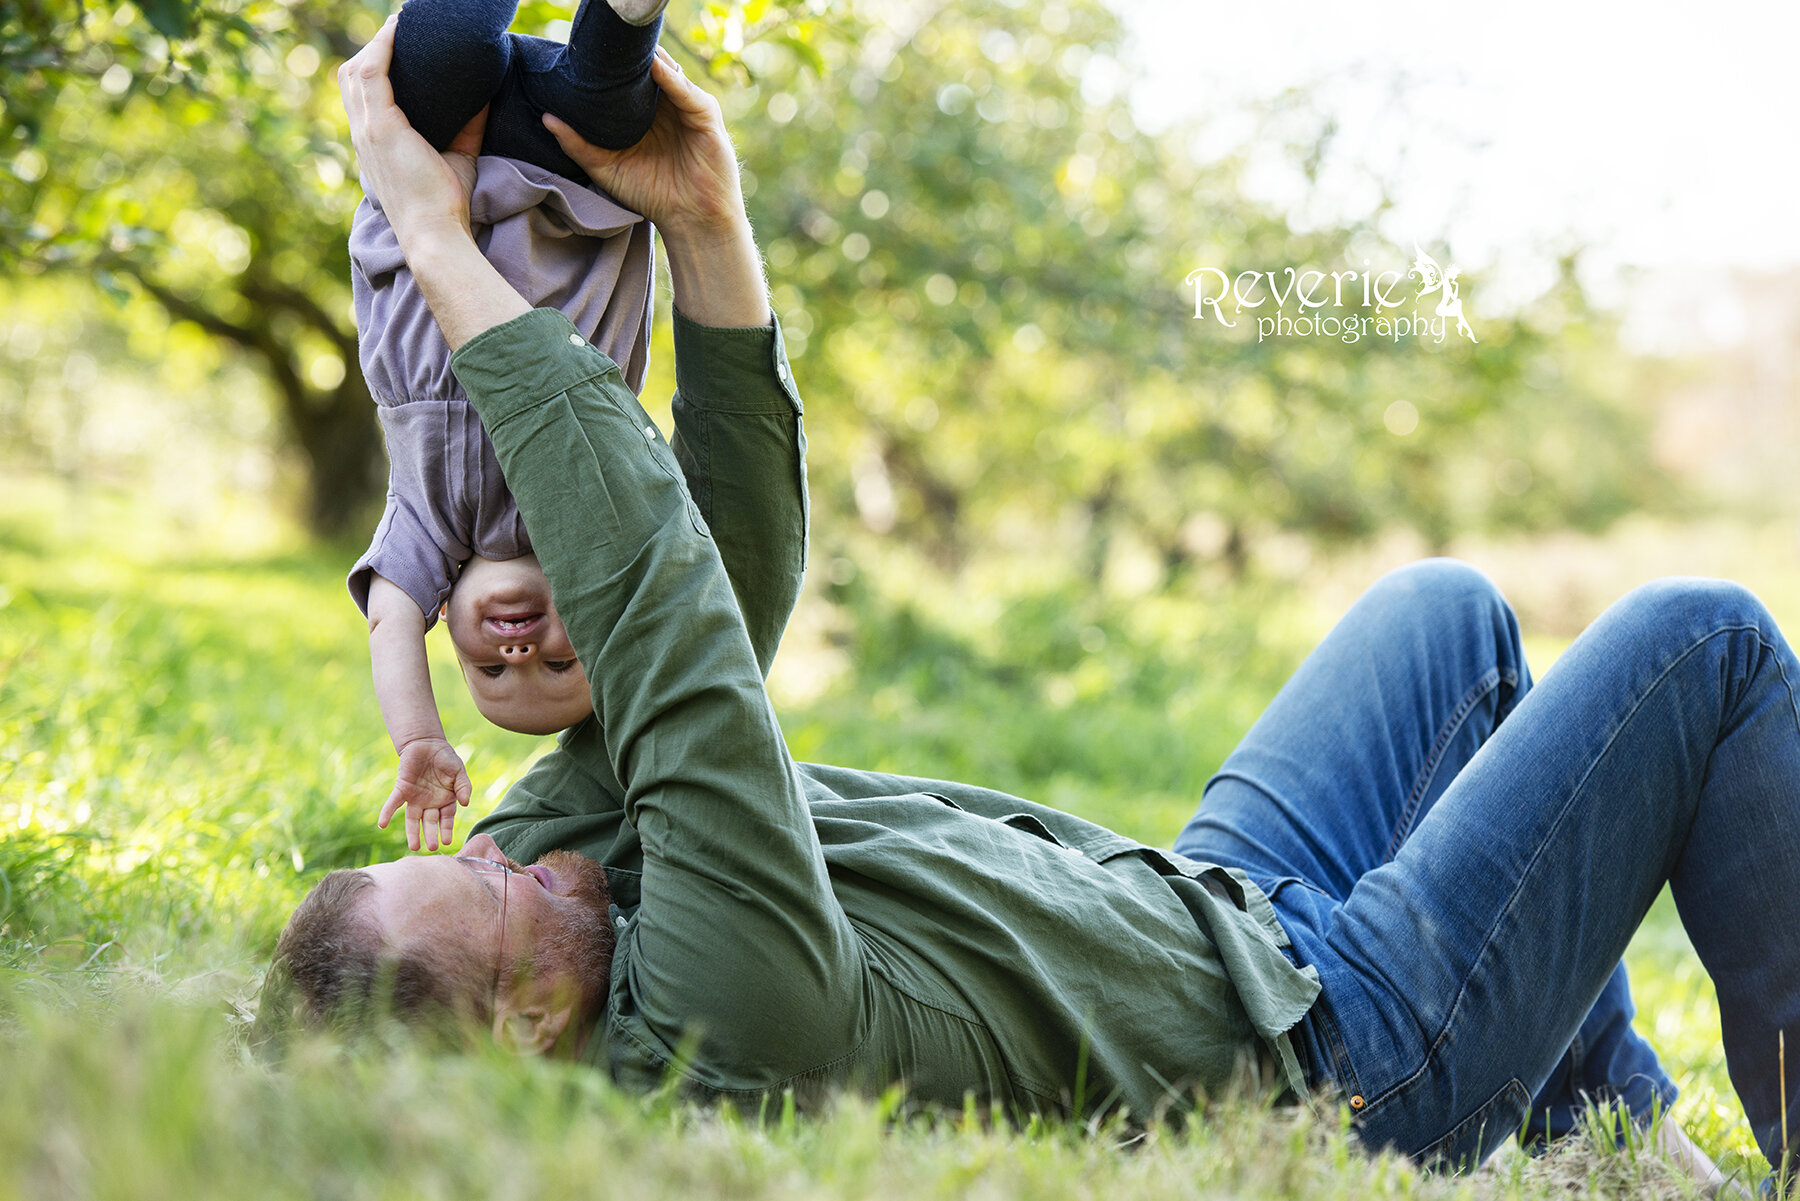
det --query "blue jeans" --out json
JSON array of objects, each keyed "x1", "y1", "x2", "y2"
[{"x1": 1174, "y1": 560, "x2": 1800, "y2": 1169}]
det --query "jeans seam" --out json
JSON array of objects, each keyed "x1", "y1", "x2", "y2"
[
  {"x1": 1366, "y1": 621, "x2": 1764, "y2": 1120},
  {"x1": 1384, "y1": 666, "x2": 1505, "y2": 862},
  {"x1": 1310, "y1": 996, "x2": 1365, "y2": 1105}
]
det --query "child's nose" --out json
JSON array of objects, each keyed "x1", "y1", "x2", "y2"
[{"x1": 499, "y1": 643, "x2": 535, "y2": 661}]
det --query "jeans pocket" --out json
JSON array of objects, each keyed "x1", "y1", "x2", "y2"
[{"x1": 1416, "y1": 1078, "x2": 1531, "y2": 1171}]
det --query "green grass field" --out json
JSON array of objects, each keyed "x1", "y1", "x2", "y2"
[{"x1": 0, "y1": 475, "x2": 1770, "y2": 1199}]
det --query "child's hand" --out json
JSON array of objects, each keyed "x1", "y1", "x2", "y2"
[{"x1": 379, "y1": 737, "x2": 474, "y2": 852}]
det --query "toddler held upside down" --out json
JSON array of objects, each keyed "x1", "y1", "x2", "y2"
[{"x1": 346, "y1": 0, "x2": 666, "y2": 850}]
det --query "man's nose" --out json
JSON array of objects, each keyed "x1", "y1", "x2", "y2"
[
  {"x1": 499, "y1": 642, "x2": 535, "y2": 661},
  {"x1": 462, "y1": 833, "x2": 503, "y2": 861}
]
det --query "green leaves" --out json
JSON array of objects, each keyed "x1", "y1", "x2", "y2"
[{"x1": 133, "y1": 0, "x2": 200, "y2": 40}]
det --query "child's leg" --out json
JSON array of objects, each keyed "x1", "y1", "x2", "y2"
[
  {"x1": 530, "y1": 0, "x2": 664, "y2": 150},
  {"x1": 478, "y1": 0, "x2": 664, "y2": 178},
  {"x1": 389, "y1": 0, "x2": 518, "y2": 150}
]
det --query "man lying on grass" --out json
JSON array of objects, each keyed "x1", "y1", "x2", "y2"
[{"x1": 263, "y1": 17, "x2": 1796, "y2": 1191}]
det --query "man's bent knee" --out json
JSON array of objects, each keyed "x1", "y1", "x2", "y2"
[
  {"x1": 1363, "y1": 558, "x2": 1514, "y2": 633},
  {"x1": 1610, "y1": 577, "x2": 1775, "y2": 646}
]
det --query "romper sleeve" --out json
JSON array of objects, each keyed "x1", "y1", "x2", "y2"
[{"x1": 346, "y1": 488, "x2": 459, "y2": 627}]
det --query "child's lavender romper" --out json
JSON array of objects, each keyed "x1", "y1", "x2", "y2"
[{"x1": 346, "y1": 156, "x2": 653, "y2": 624}]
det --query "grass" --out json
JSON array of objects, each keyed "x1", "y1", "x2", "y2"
[{"x1": 0, "y1": 472, "x2": 1772, "y2": 1199}]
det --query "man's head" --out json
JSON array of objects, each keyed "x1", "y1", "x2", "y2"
[
  {"x1": 443, "y1": 554, "x2": 593, "y2": 736},
  {"x1": 256, "y1": 834, "x2": 615, "y2": 1056}
]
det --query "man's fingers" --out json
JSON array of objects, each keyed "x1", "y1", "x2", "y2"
[
  {"x1": 339, "y1": 16, "x2": 399, "y2": 168},
  {"x1": 447, "y1": 106, "x2": 488, "y2": 158},
  {"x1": 356, "y1": 14, "x2": 398, "y2": 80},
  {"x1": 543, "y1": 113, "x2": 608, "y2": 160},
  {"x1": 345, "y1": 19, "x2": 399, "y2": 132},
  {"x1": 650, "y1": 50, "x2": 710, "y2": 114}
]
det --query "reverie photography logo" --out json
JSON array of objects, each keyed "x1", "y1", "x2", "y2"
[{"x1": 1185, "y1": 244, "x2": 1479, "y2": 345}]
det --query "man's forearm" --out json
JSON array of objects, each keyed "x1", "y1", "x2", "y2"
[
  {"x1": 661, "y1": 216, "x2": 771, "y2": 329},
  {"x1": 399, "y1": 220, "x2": 532, "y2": 352},
  {"x1": 402, "y1": 211, "x2": 768, "y2": 347}
]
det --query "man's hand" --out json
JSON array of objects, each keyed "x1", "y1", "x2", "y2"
[
  {"x1": 338, "y1": 15, "x2": 488, "y2": 248},
  {"x1": 380, "y1": 737, "x2": 474, "y2": 853},
  {"x1": 549, "y1": 45, "x2": 770, "y2": 328},
  {"x1": 544, "y1": 47, "x2": 746, "y2": 243}
]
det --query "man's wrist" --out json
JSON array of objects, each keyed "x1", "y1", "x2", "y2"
[
  {"x1": 661, "y1": 215, "x2": 772, "y2": 329},
  {"x1": 390, "y1": 211, "x2": 473, "y2": 261}
]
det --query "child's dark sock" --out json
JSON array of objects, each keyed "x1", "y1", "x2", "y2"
[
  {"x1": 535, "y1": 0, "x2": 663, "y2": 150},
  {"x1": 388, "y1": 0, "x2": 518, "y2": 151},
  {"x1": 388, "y1": 0, "x2": 663, "y2": 185}
]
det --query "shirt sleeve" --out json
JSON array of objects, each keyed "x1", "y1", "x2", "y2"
[
  {"x1": 666, "y1": 308, "x2": 809, "y2": 680},
  {"x1": 472, "y1": 310, "x2": 810, "y2": 865},
  {"x1": 346, "y1": 489, "x2": 457, "y2": 627},
  {"x1": 451, "y1": 307, "x2": 862, "y2": 1081}
]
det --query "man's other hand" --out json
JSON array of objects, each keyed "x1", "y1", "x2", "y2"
[
  {"x1": 543, "y1": 46, "x2": 748, "y2": 242},
  {"x1": 339, "y1": 15, "x2": 488, "y2": 248}
]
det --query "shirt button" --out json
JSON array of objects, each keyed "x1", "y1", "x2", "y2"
[
  {"x1": 614, "y1": 916, "x2": 627, "y2": 931},
  {"x1": 777, "y1": 362, "x2": 791, "y2": 383},
  {"x1": 569, "y1": 333, "x2": 585, "y2": 346},
  {"x1": 642, "y1": 424, "x2": 657, "y2": 442}
]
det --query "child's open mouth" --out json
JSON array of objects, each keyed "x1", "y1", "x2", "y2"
[{"x1": 485, "y1": 613, "x2": 544, "y2": 638}]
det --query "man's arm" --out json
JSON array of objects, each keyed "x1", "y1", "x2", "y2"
[
  {"x1": 454, "y1": 311, "x2": 861, "y2": 1074},
  {"x1": 665, "y1": 312, "x2": 807, "y2": 679},
  {"x1": 343, "y1": 24, "x2": 862, "y2": 1074},
  {"x1": 550, "y1": 54, "x2": 810, "y2": 678}
]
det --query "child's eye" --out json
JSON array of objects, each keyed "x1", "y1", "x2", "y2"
[
  {"x1": 479, "y1": 665, "x2": 506, "y2": 678},
  {"x1": 546, "y1": 660, "x2": 576, "y2": 672}
]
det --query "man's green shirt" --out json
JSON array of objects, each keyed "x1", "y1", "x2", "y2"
[{"x1": 455, "y1": 307, "x2": 1320, "y2": 1119}]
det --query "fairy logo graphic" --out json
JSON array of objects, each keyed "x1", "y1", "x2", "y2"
[{"x1": 1410, "y1": 244, "x2": 1478, "y2": 343}]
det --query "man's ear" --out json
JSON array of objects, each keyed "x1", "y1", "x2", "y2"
[{"x1": 492, "y1": 1003, "x2": 573, "y2": 1056}]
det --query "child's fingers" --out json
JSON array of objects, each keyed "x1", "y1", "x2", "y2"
[
  {"x1": 405, "y1": 805, "x2": 421, "y2": 852},
  {"x1": 439, "y1": 806, "x2": 455, "y2": 845},
  {"x1": 378, "y1": 784, "x2": 407, "y2": 829}
]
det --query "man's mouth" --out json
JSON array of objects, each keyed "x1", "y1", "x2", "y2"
[{"x1": 523, "y1": 863, "x2": 557, "y2": 892}]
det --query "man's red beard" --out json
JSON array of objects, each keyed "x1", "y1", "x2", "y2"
[{"x1": 532, "y1": 850, "x2": 616, "y2": 1019}]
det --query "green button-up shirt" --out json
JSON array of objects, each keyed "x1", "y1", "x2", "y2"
[{"x1": 456, "y1": 307, "x2": 1320, "y2": 1119}]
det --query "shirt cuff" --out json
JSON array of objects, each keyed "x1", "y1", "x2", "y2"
[
  {"x1": 450, "y1": 308, "x2": 621, "y2": 429},
  {"x1": 671, "y1": 307, "x2": 805, "y2": 416}
]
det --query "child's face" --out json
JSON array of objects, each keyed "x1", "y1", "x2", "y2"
[{"x1": 442, "y1": 554, "x2": 593, "y2": 736}]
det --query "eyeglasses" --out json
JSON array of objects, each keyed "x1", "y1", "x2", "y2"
[{"x1": 458, "y1": 856, "x2": 514, "y2": 1016}]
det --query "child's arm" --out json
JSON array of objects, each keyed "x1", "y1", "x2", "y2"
[{"x1": 368, "y1": 573, "x2": 473, "y2": 851}]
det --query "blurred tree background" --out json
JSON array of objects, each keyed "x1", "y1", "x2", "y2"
[
  {"x1": 1, "y1": 2, "x2": 1784, "y2": 1180},
  {"x1": 2, "y1": 0, "x2": 1683, "y2": 816},
  {"x1": 2, "y1": 0, "x2": 1657, "y2": 549}
]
